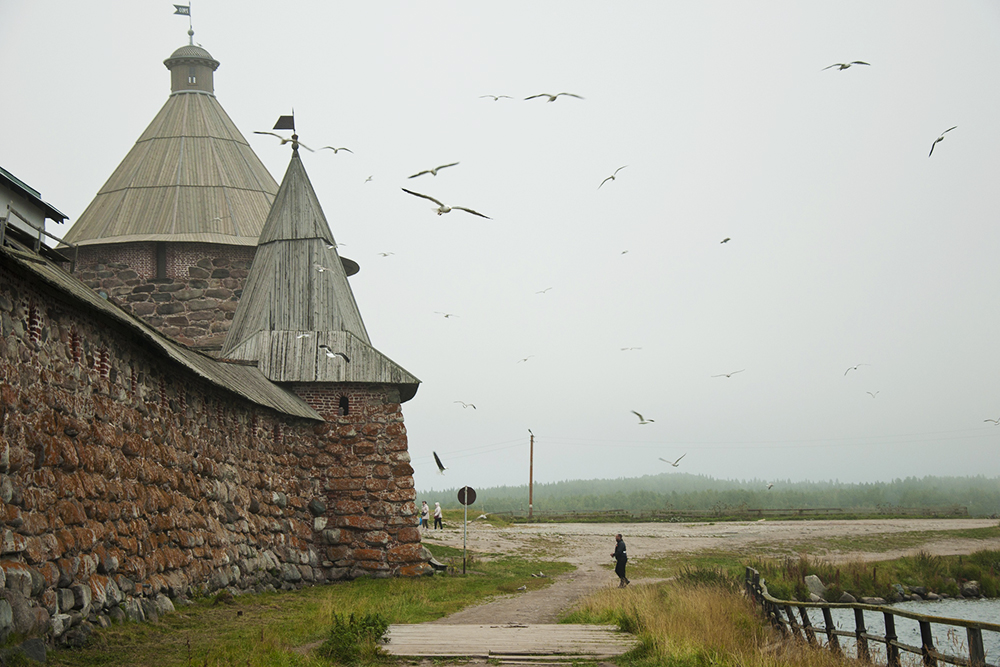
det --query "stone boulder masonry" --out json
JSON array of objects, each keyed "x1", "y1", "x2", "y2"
[{"x1": 0, "y1": 247, "x2": 430, "y2": 645}]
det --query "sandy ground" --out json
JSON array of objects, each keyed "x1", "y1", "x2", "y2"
[{"x1": 420, "y1": 518, "x2": 1000, "y2": 625}]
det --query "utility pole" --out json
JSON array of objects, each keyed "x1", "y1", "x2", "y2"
[{"x1": 528, "y1": 429, "x2": 534, "y2": 520}]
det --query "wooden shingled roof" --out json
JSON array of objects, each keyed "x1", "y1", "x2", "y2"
[
  {"x1": 62, "y1": 46, "x2": 278, "y2": 248},
  {"x1": 220, "y1": 151, "x2": 419, "y2": 401}
]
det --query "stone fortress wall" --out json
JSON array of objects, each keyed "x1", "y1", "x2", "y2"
[
  {"x1": 0, "y1": 257, "x2": 428, "y2": 646},
  {"x1": 73, "y1": 243, "x2": 255, "y2": 351}
]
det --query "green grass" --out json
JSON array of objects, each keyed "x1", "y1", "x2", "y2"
[
  {"x1": 620, "y1": 550, "x2": 756, "y2": 580},
  {"x1": 48, "y1": 545, "x2": 573, "y2": 667}
]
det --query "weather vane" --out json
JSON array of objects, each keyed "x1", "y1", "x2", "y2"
[{"x1": 254, "y1": 113, "x2": 305, "y2": 153}]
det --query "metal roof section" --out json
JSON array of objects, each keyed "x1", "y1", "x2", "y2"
[
  {"x1": 220, "y1": 152, "x2": 420, "y2": 399},
  {"x1": 0, "y1": 166, "x2": 67, "y2": 223},
  {"x1": 1, "y1": 245, "x2": 321, "y2": 420},
  {"x1": 62, "y1": 41, "x2": 278, "y2": 248}
]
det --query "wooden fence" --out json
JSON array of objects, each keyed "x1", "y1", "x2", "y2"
[
  {"x1": 489, "y1": 506, "x2": 969, "y2": 522},
  {"x1": 744, "y1": 567, "x2": 999, "y2": 667}
]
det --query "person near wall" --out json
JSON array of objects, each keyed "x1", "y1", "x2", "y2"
[
  {"x1": 612, "y1": 533, "x2": 629, "y2": 588},
  {"x1": 433, "y1": 501, "x2": 443, "y2": 529},
  {"x1": 420, "y1": 501, "x2": 430, "y2": 529}
]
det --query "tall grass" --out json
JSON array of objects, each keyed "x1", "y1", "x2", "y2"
[
  {"x1": 750, "y1": 549, "x2": 1000, "y2": 601},
  {"x1": 565, "y1": 574, "x2": 854, "y2": 667}
]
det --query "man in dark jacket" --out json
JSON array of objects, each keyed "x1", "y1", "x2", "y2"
[{"x1": 612, "y1": 534, "x2": 629, "y2": 588}]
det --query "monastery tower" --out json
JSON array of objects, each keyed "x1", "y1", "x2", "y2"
[{"x1": 63, "y1": 31, "x2": 358, "y2": 352}]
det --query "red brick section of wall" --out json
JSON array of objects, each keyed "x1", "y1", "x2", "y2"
[
  {"x1": 72, "y1": 243, "x2": 256, "y2": 352},
  {"x1": 0, "y1": 261, "x2": 429, "y2": 646}
]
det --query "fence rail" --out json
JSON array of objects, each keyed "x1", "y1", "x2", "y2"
[{"x1": 744, "y1": 566, "x2": 999, "y2": 667}]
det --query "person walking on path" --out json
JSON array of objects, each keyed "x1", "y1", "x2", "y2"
[
  {"x1": 420, "y1": 501, "x2": 430, "y2": 529},
  {"x1": 612, "y1": 534, "x2": 629, "y2": 588},
  {"x1": 433, "y1": 502, "x2": 443, "y2": 529}
]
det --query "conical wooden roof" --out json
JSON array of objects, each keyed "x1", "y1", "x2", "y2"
[
  {"x1": 62, "y1": 43, "x2": 277, "y2": 247},
  {"x1": 220, "y1": 151, "x2": 419, "y2": 400}
]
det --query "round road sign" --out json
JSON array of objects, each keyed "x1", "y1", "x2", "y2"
[{"x1": 457, "y1": 486, "x2": 477, "y2": 506}]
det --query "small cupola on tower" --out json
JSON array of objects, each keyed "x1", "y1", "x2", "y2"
[{"x1": 164, "y1": 29, "x2": 219, "y2": 95}]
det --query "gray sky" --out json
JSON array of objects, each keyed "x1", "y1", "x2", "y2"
[{"x1": 3, "y1": 2, "x2": 1000, "y2": 492}]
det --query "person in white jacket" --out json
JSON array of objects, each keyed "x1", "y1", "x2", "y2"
[{"x1": 433, "y1": 502, "x2": 443, "y2": 529}]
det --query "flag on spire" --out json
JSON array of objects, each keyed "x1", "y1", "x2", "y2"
[{"x1": 173, "y1": 4, "x2": 190, "y2": 15}]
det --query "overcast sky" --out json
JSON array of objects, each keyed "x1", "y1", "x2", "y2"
[{"x1": 3, "y1": 2, "x2": 1000, "y2": 492}]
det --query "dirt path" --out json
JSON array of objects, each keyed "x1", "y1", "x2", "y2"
[{"x1": 420, "y1": 518, "x2": 1000, "y2": 625}]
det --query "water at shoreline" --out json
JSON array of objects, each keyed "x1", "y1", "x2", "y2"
[{"x1": 804, "y1": 599, "x2": 1000, "y2": 665}]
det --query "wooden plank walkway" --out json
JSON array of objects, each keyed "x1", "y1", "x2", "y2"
[{"x1": 385, "y1": 623, "x2": 638, "y2": 663}]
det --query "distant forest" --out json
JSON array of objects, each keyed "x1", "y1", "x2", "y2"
[{"x1": 419, "y1": 475, "x2": 1000, "y2": 517}]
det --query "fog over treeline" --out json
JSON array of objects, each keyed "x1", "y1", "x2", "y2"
[{"x1": 419, "y1": 475, "x2": 1000, "y2": 517}]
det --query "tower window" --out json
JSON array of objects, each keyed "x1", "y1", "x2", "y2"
[
  {"x1": 155, "y1": 242, "x2": 167, "y2": 279},
  {"x1": 338, "y1": 395, "x2": 349, "y2": 416},
  {"x1": 188, "y1": 67, "x2": 197, "y2": 84}
]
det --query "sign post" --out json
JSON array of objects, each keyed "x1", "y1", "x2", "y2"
[{"x1": 457, "y1": 486, "x2": 477, "y2": 575}]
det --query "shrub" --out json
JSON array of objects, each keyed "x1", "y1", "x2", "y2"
[{"x1": 315, "y1": 611, "x2": 390, "y2": 665}]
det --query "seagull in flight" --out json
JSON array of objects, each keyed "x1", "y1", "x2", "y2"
[
  {"x1": 712, "y1": 370, "x2": 744, "y2": 378},
  {"x1": 660, "y1": 454, "x2": 686, "y2": 467},
  {"x1": 599, "y1": 166, "x2": 627, "y2": 189},
  {"x1": 377, "y1": 252, "x2": 395, "y2": 257},
  {"x1": 536, "y1": 287, "x2": 553, "y2": 294},
  {"x1": 401, "y1": 188, "x2": 491, "y2": 218},
  {"x1": 296, "y1": 333, "x2": 311, "y2": 339},
  {"x1": 480, "y1": 95, "x2": 514, "y2": 101},
  {"x1": 822, "y1": 61, "x2": 870, "y2": 71},
  {"x1": 433, "y1": 451, "x2": 447, "y2": 475},
  {"x1": 319, "y1": 146, "x2": 353, "y2": 154},
  {"x1": 313, "y1": 263, "x2": 332, "y2": 273},
  {"x1": 929, "y1": 126, "x2": 957, "y2": 157},
  {"x1": 767, "y1": 483, "x2": 774, "y2": 490},
  {"x1": 844, "y1": 364, "x2": 869, "y2": 376},
  {"x1": 408, "y1": 162, "x2": 459, "y2": 179},
  {"x1": 721, "y1": 237, "x2": 731, "y2": 244},
  {"x1": 621, "y1": 347, "x2": 642, "y2": 351},
  {"x1": 517, "y1": 356, "x2": 534, "y2": 363},
  {"x1": 984, "y1": 417, "x2": 1000, "y2": 425},
  {"x1": 867, "y1": 391, "x2": 879, "y2": 398},
  {"x1": 631, "y1": 410, "x2": 654, "y2": 425},
  {"x1": 525, "y1": 92, "x2": 584, "y2": 102},
  {"x1": 454, "y1": 401, "x2": 477, "y2": 409},
  {"x1": 435, "y1": 311, "x2": 458, "y2": 319},
  {"x1": 318, "y1": 345, "x2": 349, "y2": 362},
  {"x1": 254, "y1": 131, "x2": 314, "y2": 151},
  {"x1": 364, "y1": 175, "x2": 373, "y2": 183}
]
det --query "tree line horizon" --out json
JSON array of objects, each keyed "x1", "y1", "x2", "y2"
[{"x1": 417, "y1": 474, "x2": 1000, "y2": 517}]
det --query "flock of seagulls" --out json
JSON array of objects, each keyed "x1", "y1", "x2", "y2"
[{"x1": 251, "y1": 60, "x2": 963, "y2": 487}]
